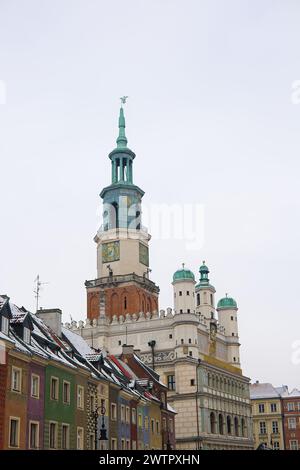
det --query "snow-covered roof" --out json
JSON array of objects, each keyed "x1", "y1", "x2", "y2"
[
  {"x1": 280, "y1": 388, "x2": 300, "y2": 398},
  {"x1": 250, "y1": 383, "x2": 280, "y2": 399},
  {"x1": 61, "y1": 327, "x2": 94, "y2": 357},
  {"x1": 167, "y1": 403, "x2": 177, "y2": 414}
]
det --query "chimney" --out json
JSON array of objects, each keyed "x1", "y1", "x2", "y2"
[
  {"x1": 36, "y1": 308, "x2": 62, "y2": 337},
  {"x1": 122, "y1": 344, "x2": 134, "y2": 356}
]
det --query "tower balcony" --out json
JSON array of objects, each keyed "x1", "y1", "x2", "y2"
[{"x1": 85, "y1": 272, "x2": 160, "y2": 294}]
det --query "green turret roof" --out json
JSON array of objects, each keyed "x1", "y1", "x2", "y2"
[
  {"x1": 173, "y1": 264, "x2": 195, "y2": 282},
  {"x1": 195, "y1": 260, "x2": 215, "y2": 290},
  {"x1": 217, "y1": 295, "x2": 238, "y2": 310}
]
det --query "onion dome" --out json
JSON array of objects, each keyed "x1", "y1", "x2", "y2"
[
  {"x1": 217, "y1": 294, "x2": 238, "y2": 310},
  {"x1": 173, "y1": 263, "x2": 195, "y2": 282}
]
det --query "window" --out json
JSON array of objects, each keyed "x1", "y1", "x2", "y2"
[
  {"x1": 132, "y1": 408, "x2": 136, "y2": 424},
  {"x1": 31, "y1": 374, "x2": 40, "y2": 399},
  {"x1": 9, "y1": 418, "x2": 20, "y2": 448},
  {"x1": 62, "y1": 424, "x2": 70, "y2": 450},
  {"x1": 144, "y1": 415, "x2": 149, "y2": 430},
  {"x1": 121, "y1": 438, "x2": 126, "y2": 451},
  {"x1": 90, "y1": 394, "x2": 95, "y2": 413},
  {"x1": 138, "y1": 413, "x2": 143, "y2": 428},
  {"x1": 89, "y1": 433, "x2": 94, "y2": 450},
  {"x1": 29, "y1": 421, "x2": 39, "y2": 449},
  {"x1": 126, "y1": 439, "x2": 130, "y2": 450},
  {"x1": 156, "y1": 420, "x2": 160, "y2": 434},
  {"x1": 121, "y1": 405, "x2": 125, "y2": 422},
  {"x1": 273, "y1": 441, "x2": 280, "y2": 450},
  {"x1": 191, "y1": 379, "x2": 195, "y2": 386},
  {"x1": 1, "y1": 316, "x2": 9, "y2": 335},
  {"x1": 126, "y1": 406, "x2": 130, "y2": 423},
  {"x1": 196, "y1": 293, "x2": 200, "y2": 306},
  {"x1": 272, "y1": 421, "x2": 279, "y2": 434},
  {"x1": 49, "y1": 422, "x2": 57, "y2": 449},
  {"x1": 23, "y1": 327, "x2": 31, "y2": 344},
  {"x1": 186, "y1": 291, "x2": 190, "y2": 296},
  {"x1": 77, "y1": 427, "x2": 84, "y2": 450},
  {"x1": 187, "y1": 309, "x2": 191, "y2": 313},
  {"x1": 63, "y1": 381, "x2": 70, "y2": 404},
  {"x1": 50, "y1": 377, "x2": 59, "y2": 401},
  {"x1": 180, "y1": 309, "x2": 183, "y2": 314},
  {"x1": 111, "y1": 438, "x2": 117, "y2": 450},
  {"x1": 270, "y1": 403, "x2": 277, "y2": 412},
  {"x1": 118, "y1": 340, "x2": 121, "y2": 346},
  {"x1": 287, "y1": 402, "x2": 295, "y2": 411},
  {"x1": 77, "y1": 385, "x2": 84, "y2": 409},
  {"x1": 169, "y1": 334, "x2": 172, "y2": 339},
  {"x1": 151, "y1": 419, "x2": 155, "y2": 433},
  {"x1": 169, "y1": 418, "x2": 174, "y2": 434},
  {"x1": 132, "y1": 440, "x2": 137, "y2": 450},
  {"x1": 210, "y1": 294, "x2": 213, "y2": 306},
  {"x1": 11, "y1": 367, "x2": 22, "y2": 393},
  {"x1": 290, "y1": 440, "x2": 299, "y2": 450},
  {"x1": 189, "y1": 351, "x2": 193, "y2": 357},
  {"x1": 288, "y1": 417, "x2": 296, "y2": 429},
  {"x1": 124, "y1": 297, "x2": 127, "y2": 310},
  {"x1": 258, "y1": 404, "x2": 265, "y2": 413},
  {"x1": 162, "y1": 418, "x2": 167, "y2": 431},
  {"x1": 259, "y1": 421, "x2": 267, "y2": 434},
  {"x1": 179, "y1": 291, "x2": 182, "y2": 296},
  {"x1": 231, "y1": 316, "x2": 234, "y2": 321},
  {"x1": 111, "y1": 403, "x2": 117, "y2": 421},
  {"x1": 167, "y1": 375, "x2": 175, "y2": 391}
]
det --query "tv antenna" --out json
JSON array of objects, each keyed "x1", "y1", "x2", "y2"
[{"x1": 34, "y1": 275, "x2": 49, "y2": 312}]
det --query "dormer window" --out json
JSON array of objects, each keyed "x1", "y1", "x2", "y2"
[
  {"x1": 1, "y1": 316, "x2": 9, "y2": 335},
  {"x1": 23, "y1": 327, "x2": 31, "y2": 344}
]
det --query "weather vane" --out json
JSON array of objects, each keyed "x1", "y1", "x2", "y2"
[{"x1": 120, "y1": 96, "x2": 128, "y2": 106}]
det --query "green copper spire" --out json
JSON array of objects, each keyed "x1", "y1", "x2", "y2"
[{"x1": 116, "y1": 97, "x2": 128, "y2": 148}]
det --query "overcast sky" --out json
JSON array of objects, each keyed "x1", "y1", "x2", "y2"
[{"x1": 1, "y1": 0, "x2": 300, "y2": 389}]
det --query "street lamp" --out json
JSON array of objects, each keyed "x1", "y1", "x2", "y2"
[{"x1": 92, "y1": 403, "x2": 107, "y2": 450}]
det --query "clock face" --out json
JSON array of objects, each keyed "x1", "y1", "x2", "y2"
[
  {"x1": 139, "y1": 243, "x2": 149, "y2": 266},
  {"x1": 102, "y1": 241, "x2": 120, "y2": 263}
]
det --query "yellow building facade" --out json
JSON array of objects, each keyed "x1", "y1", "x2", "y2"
[{"x1": 250, "y1": 383, "x2": 284, "y2": 450}]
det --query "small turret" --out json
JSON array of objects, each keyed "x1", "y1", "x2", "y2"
[
  {"x1": 217, "y1": 294, "x2": 240, "y2": 366},
  {"x1": 195, "y1": 261, "x2": 216, "y2": 320},
  {"x1": 172, "y1": 264, "x2": 195, "y2": 314}
]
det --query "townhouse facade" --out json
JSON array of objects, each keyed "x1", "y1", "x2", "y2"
[
  {"x1": 0, "y1": 295, "x2": 175, "y2": 450},
  {"x1": 280, "y1": 387, "x2": 300, "y2": 450},
  {"x1": 250, "y1": 382, "x2": 300, "y2": 450}
]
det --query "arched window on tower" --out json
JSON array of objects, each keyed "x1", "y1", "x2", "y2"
[
  {"x1": 197, "y1": 293, "x2": 200, "y2": 306},
  {"x1": 124, "y1": 296, "x2": 127, "y2": 310},
  {"x1": 112, "y1": 202, "x2": 119, "y2": 229},
  {"x1": 136, "y1": 211, "x2": 141, "y2": 230}
]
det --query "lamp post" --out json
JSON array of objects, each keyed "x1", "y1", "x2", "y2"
[
  {"x1": 148, "y1": 340, "x2": 156, "y2": 371},
  {"x1": 92, "y1": 403, "x2": 107, "y2": 450}
]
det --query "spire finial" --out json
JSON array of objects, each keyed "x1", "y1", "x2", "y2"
[
  {"x1": 225, "y1": 293, "x2": 228, "y2": 298},
  {"x1": 202, "y1": 260, "x2": 205, "y2": 265},
  {"x1": 116, "y1": 97, "x2": 128, "y2": 148},
  {"x1": 182, "y1": 262, "x2": 185, "y2": 269}
]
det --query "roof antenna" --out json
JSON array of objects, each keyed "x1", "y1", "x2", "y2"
[{"x1": 34, "y1": 275, "x2": 49, "y2": 313}]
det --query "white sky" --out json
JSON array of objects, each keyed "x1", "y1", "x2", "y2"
[{"x1": 1, "y1": 0, "x2": 300, "y2": 389}]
